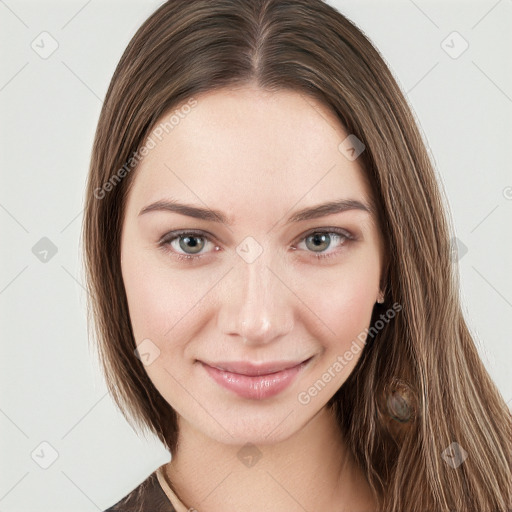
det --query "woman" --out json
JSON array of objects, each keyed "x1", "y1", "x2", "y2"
[{"x1": 82, "y1": 1, "x2": 512, "y2": 511}]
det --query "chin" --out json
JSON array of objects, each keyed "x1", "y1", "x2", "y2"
[{"x1": 180, "y1": 397, "x2": 326, "y2": 449}]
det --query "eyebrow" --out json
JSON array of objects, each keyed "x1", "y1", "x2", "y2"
[{"x1": 138, "y1": 198, "x2": 374, "y2": 225}]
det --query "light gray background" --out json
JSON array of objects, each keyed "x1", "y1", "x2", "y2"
[{"x1": 1, "y1": 1, "x2": 511, "y2": 511}]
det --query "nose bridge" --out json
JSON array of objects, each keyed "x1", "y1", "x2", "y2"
[{"x1": 221, "y1": 248, "x2": 294, "y2": 345}]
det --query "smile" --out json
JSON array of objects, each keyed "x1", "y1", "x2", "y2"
[{"x1": 199, "y1": 357, "x2": 313, "y2": 400}]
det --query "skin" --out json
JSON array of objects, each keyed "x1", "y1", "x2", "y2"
[{"x1": 120, "y1": 84, "x2": 384, "y2": 511}]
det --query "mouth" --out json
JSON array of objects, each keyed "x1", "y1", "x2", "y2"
[
  {"x1": 198, "y1": 356, "x2": 314, "y2": 400},
  {"x1": 202, "y1": 358, "x2": 313, "y2": 376}
]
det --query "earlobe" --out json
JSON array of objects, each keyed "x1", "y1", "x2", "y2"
[{"x1": 376, "y1": 284, "x2": 386, "y2": 303}]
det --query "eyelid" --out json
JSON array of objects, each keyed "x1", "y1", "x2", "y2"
[
  {"x1": 294, "y1": 226, "x2": 355, "y2": 244},
  {"x1": 158, "y1": 229, "x2": 218, "y2": 246}
]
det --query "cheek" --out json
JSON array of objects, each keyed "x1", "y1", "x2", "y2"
[
  {"x1": 121, "y1": 249, "x2": 186, "y2": 344},
  {"x1": 121, "y1": 249, "x2": 222, "y2": 351},
  {"x1": 296, "y1": 257, "x2": 380, "y2": 350},
  {"x1": 293, "y1": 262, "x2": 380, "y2": 400}
]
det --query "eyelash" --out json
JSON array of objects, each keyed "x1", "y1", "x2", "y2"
[{"x1": 158, "y1": 228, "x2": 356, "y2": 263}]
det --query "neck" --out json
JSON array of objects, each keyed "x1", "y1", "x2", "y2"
[{"x1": 165, "y1": 406, "x2": 377, "y2": 512}]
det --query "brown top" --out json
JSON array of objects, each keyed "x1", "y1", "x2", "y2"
[
  {"x1": 103, "y1": 462, "x2": 380, "y2": 511},
  {"x1": 103, "y1": 464, "x2": 187, "y2": 512}
]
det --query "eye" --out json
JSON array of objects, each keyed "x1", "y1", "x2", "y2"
[
  {"x1": 294, "y1": 228, "x2": 355, "y2": 260},
  {"x1": 158, "y1": 230, "x2": 219, "y2": 261},
  {"x1": 158, "y1": 227, "x2": 355, "y2": 263}
]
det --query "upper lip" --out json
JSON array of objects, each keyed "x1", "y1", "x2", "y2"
[{"x1": 201, "y1": 358, "x2": 311, "y2": 376}]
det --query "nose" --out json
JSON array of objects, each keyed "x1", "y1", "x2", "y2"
[{"x1": 217, "y1": 253, "x2": 295, "y2": 347}]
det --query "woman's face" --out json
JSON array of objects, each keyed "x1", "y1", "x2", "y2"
[{"x1": 120, "y1": 85, "x2": 385, "y2": 445}]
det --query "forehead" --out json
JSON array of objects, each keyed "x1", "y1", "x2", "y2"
[{"x1": 127, "y1": 86, "x2": 374, "y2": 223}]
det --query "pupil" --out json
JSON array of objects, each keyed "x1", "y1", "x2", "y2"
[
  {"x1": 307, "y1": 233, "x2": 330, "y2": 251},
  {"x1": 180, "y1": 236, "x2": 204, "y2": 254}
]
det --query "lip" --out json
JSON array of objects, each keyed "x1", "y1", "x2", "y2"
[
  {"x1": 204, "y1": 359, "x2": 310, "y2": 376},
  {"x1": 199, "y1": 357, "x2": 313, "y2": 400}
]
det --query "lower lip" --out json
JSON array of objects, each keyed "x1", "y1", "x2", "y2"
[{"x1": 200, "y1": 360, "x2": 310, "y2": 400}]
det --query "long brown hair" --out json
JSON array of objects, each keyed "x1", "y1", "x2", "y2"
[{"x1": 82, "y1": 1, "x2": 512, "y2": 510}]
